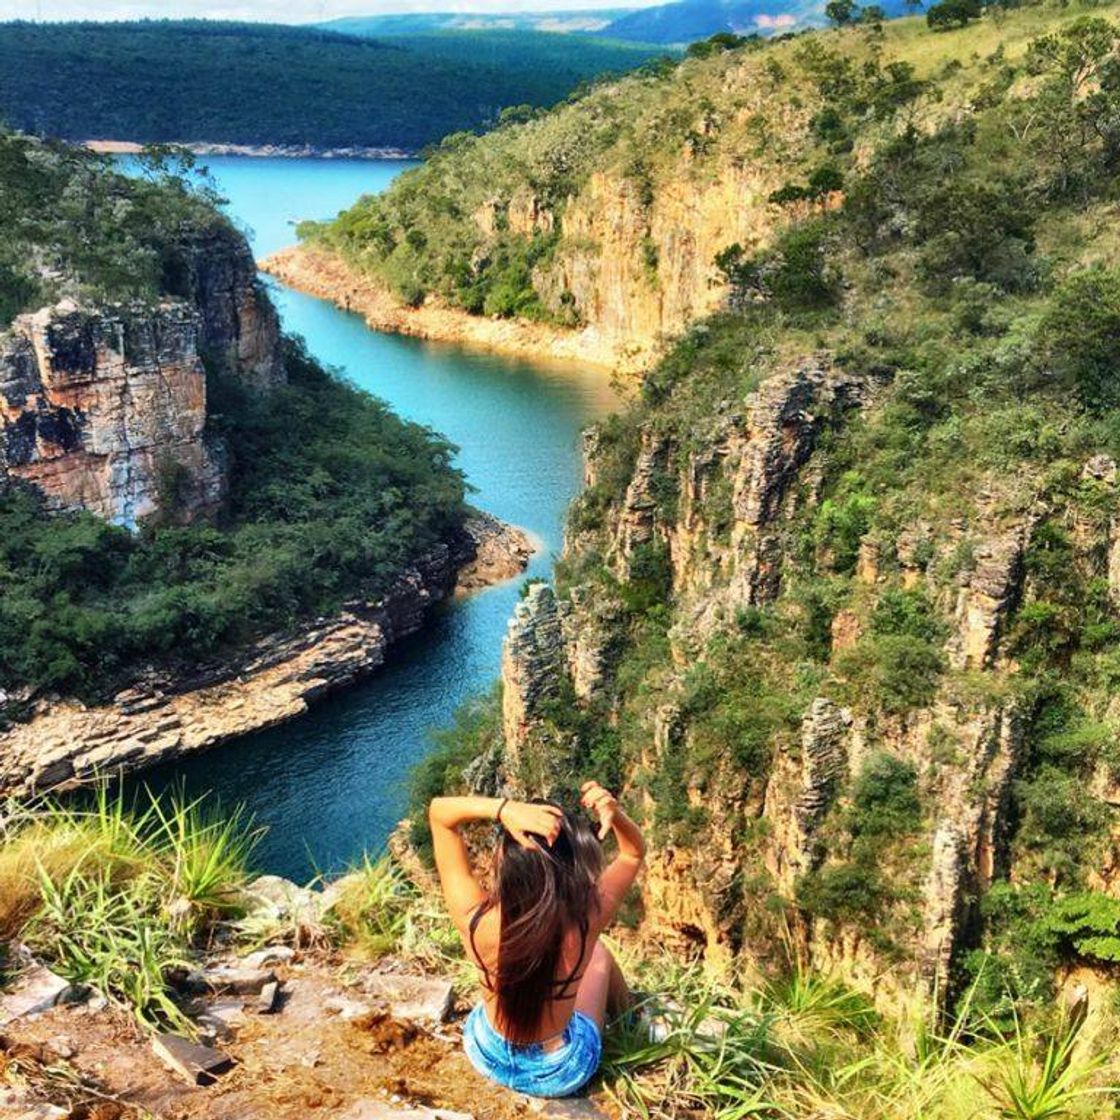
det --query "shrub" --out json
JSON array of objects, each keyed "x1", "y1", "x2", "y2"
[
  {"x1": 621, "y1": 541, "x2": 673, "y2": 616},
  {"x1": 1038, "y1": 891, "x2": 1120, "y2": 964},
  {"x1": 813, "y1": 475, "x2": 875, "y2": 573},
  {"x1": 1037, "y1": 267, "x2": 1120, "y2": 412},
  {"x1": 797, "y1": 861, "x2": 889, "y2": 923},
  {"x1": 848, "y1": 752, "x2": 922, "y2": 839},
  {"x1": 870, "y1": 588, "x2": 945, "y2": 643}
]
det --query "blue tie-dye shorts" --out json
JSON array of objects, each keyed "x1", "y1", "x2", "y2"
[{"x1": 462, "y1": 1003, "x2": 602, "y2": 1098}]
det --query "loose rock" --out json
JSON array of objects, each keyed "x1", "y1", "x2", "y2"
[
  {"x1": 151, "y1": 1032, "x2": 234, "y2": 1086},
  {"x1": 361, "y1": 971, "x2": 454, "y2": 1024},
  {"x1": 241, "y1": 945, "x2": 296, "y2": 969},
  {"x1": 257, "y1": 980, "x2": 281, "y2": 1014},
  {"x1": 200, "y1": 964, "x2": 277, "y2": 996},
  {"x1": 0, "y1": 963, "x2": 71, "y2": 1025}
]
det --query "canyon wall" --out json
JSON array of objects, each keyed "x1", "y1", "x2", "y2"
[
  {"x1": 490, "y1": 355, "x2": 1107, "y2": 1012},
  {"x1": 0, "y1": 222, "x2": 282, "y2": 526}
]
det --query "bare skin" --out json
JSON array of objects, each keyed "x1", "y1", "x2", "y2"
[{"x1": 429, "y1": 781, "x2": 646, "y2": 1041}]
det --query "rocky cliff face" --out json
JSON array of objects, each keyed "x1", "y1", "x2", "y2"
[
  {"x1": 0, "y1": 220, "x2": 282, "y2": 526},
  {"x1": 532, "y1": 159, "x2": 787, "y2": 369},
  {"x1": 0, "y1": 301, "x2": 224, "y2": 526},
  {"x1": 491, "y1": 350, "x2": 1110, "y2": 1013}
]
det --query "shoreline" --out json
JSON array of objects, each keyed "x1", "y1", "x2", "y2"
[
  {"x1": 262, "y1": 243, "x2": 647, "y2": 375},
  {"x1": 0, "y1": 515, "x2": 534, "y2": 798},
  {"x1": 85, "y1": 139, "x2": 418, "y2": 160}
]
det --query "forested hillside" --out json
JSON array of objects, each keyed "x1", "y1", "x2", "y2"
[
  {"x1": 318, "y1": 0, "x2": 1120, "y2": 1073},
  {"x1": 0, "y1": 20, "x2": 663, "y2": 151},
  {"x1": 0, "y1": 136, "x2": 466, "y2": 706}
]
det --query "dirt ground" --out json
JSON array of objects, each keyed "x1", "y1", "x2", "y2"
[{"x1": 0, "y1": 956, "x2": 612, "y2": 1120}]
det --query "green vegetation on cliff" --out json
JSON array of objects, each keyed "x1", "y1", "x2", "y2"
[
  {"x1": 402, "y1": 0, "x2": 1120, "y2": 1067},
  {"x1": 0, "y1": 134, "x2": 221, "y2": 327},
  {"x1": 0, "y1": 20, "x2": 668, "y2": 151}
]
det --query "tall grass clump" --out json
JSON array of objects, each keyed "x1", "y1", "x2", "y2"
[
  {"x1": 0, "y1": 785, "x2": 259, "y2": 1030},
  {"x1": 328, "y1": 853, "x2": 468, "y2": 981},
  {"x1": 599, "y1": 956, "x2": 1120, "y2": 1120}
]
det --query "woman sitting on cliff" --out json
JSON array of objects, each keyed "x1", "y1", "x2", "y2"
[{"x1": 428, "y1": 781, "x2": 646, "y2": 1098}]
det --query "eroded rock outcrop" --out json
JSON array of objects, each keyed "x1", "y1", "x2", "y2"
[
  {"x1": 764, "y1": 698, "x2": 853, "y2": 893},
  {"x1": 1, "y1": 301, "x2": 224, "y2": 526},
  {"x1": 946, "y1": 522, "x2": 1033, "y2": 670},
  {"x1": 174, "y1": 222, "x2": 285, "y2": 393},
  {"x1": 0, "y1": 220, "x2": 283, "y2": 526},
  {"x1": 499, "y1": 583, "x2": 571, "y2": 788}
]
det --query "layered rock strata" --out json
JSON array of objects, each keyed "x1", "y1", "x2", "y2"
[{"x1": 0, "y1": 301, "x2": 224, "y2": 526}]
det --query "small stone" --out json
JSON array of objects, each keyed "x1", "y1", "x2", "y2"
[
  {"x1": 242, "y1": 945, "x2": 296, "y2": 969},
  {"x1": 151, "y1": 1033, "x2": 233, "y2": 1086},
  {"x1": 324, "y1": 995, "x2": 376, "y2": 1021},
  {"x1": 46, "y1": 1035, "x2": 77, "y2": 1060},
  {"x1": 257, "y1": 981, "x2": 280, "y2": 1014},
  {"x1": 0, "y1": 963, "x2": 71, "y2": 1025},
  {"x1": 361, "y1": 972, "x2": 454, "y2": 1024},
  {"x1": 532, "y1": 1100, "x2": 608, "y2": 1119},
  {"x1": 201, "y1": 965, "x2": 277, "y2": 996}
]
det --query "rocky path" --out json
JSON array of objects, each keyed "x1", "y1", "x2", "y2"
[{"x1": 0, "y1": 945, "x2": 611, "y2": 1120}]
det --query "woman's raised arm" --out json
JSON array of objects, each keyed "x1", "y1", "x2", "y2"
[
  {"x1": 580, "y1": 780, "x2": 646, "y2": 929},
  {"x1": 428, "y1": 795, "x2": 563, "y2": 930}
]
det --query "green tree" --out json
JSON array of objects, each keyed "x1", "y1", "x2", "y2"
[
  {"x1": 1037, "y1": 267, "x2": 1120, "y2": 412},
  {"x1": 926, "y1": 0, "x2": 982, "y2": 29},
  {"x1": 826, "y1": 0, "x2": 860, "y2": 25}
]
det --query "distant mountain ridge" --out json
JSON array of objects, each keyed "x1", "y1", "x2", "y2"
[
  {"x1": 317, "y1": 9, "x2": 639, "y2": 35},
  {"x1": 0, "y1": 19, "x2": 664, "y2": 151},
  {"x1": 599, "y1": 0, "x2": 914, "y2": 40},
  {"x1": 323, "y1": 0, "x2": 919, "y2": 47}
]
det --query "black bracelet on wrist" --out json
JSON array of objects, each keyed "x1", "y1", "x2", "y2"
[{"x1": 495, "y1": 798, "x2": 509, "y2": 827}]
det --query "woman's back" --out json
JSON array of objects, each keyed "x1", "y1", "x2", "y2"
[{"x1": 467, "y1": 904, "x2": 599, "y2": 1043}]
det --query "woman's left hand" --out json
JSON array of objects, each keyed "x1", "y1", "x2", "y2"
[{"x1": 580, "y1": 780, "x2": 619, "y2": 840}]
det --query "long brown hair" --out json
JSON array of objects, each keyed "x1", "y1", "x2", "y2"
[{"x1": 470, "y1": 804, "x2": 602, "y2": 1043}]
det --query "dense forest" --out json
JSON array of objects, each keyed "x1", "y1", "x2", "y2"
[
  {"x1": 0, "y1": 133, "x2": 466, "y2": 703},
  {"x1": 0, "y1": 20, "x2": 669, "y2": 151}
]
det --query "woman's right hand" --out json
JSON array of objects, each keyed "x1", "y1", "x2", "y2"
[
  {"x1": 499, "y1": 800, "x2": 563, "y2": 849},
  {"x1": 580, "y1": 780, "x2": 619, "y2": 840}
]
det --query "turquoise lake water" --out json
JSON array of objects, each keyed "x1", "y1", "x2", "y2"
[{"x1": 132, "y1": 157, "x2": 619, "y2": 879}]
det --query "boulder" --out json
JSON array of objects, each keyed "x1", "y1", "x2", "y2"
[
  {"x1": 360, "y1": 971, "x2": 454, "y2": 1024},
  {"x1": 0, "y1": 963, "x2": 71, "y2": 1025}
]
